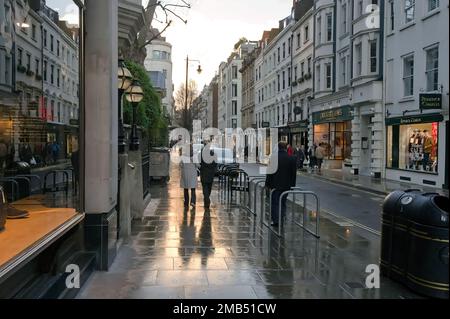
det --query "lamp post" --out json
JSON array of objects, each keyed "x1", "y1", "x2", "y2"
[
  {"x1": 126, "y1": 80, "x2": 144, "y2": 151},
  {"x1": 117, "y1": 58, "x2": 133, "y2": 153},
  {"x1": 184, "y1": 56, "x2": 202, "y2": 130}
]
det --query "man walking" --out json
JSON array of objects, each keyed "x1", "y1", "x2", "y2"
[
  {"x1": 266, "y1": 142, "x2": 297, "y2": 227},
  {"x1": 200, "y1": 148, "x2": 217, "y2": 211}
]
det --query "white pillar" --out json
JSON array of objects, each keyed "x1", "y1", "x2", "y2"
[{"x1": 84, "y1": 0, "x2": 118, "y2": 214}]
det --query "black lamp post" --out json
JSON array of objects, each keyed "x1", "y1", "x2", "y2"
[
  {"x1": 184, "y1": 56, "x2": 202, "y2": 130},
  {"x1": 126, "y1": 80, "x2": 144, "y2": 151},
  {"x1": 118, "y1": 58, "x2": 133, "y2": 153}
]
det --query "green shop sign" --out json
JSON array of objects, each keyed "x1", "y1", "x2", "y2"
[
  {"x1": 289, "y1": 120, "x2": 309, "y2": 133},
  {"x1": 312, "y1": 106, "x2": 353, "y2": 124},
  {"x1": 386, "y1": 113, "x2": 443, "y2": 126},
  {"x1": 420, "y1": 93, "x2": 442, "y2": 110}
]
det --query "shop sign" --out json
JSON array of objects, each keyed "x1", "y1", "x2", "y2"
[
  {"x1": 385, "y1": 114, "x2": 443, "y2": 126},
  {"x1": 312, "y1": 106, "x2": 353, "y2": 124},
  {"x1": 262, "y1": 122, "x2": 270, "y2": 128},
  {"x1": 288, "y1": 120, "x2": 309, "y2": 133},
  {"x1": 70, "y1": 119, "x2": 79, "y2": 126},
  {"x1": 420, "y1": 93, "x2": 442, "y2": 110}
]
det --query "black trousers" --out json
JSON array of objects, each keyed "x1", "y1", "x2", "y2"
[
  {"x1": 184, "y1": 189, "x2": 196, "y2": 206},
  {"x1": 202, "y1": 183, "x2": 213, "y2": 208}
]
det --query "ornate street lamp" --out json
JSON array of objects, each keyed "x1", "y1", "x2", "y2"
[
  {"x1": 184, "y1": 56, "x2": 202, "y2": 130},
  {"x1": 126, "y1": 80, "x2": 144, "y2": 151},
  {"x1": 118, "y1": 58, "x2": 133, "y2": 153}
]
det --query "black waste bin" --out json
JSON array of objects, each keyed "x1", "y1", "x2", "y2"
[
  {"x1": 4, "y1": 162, "x2": 32, "y2": 201},
  {"x1": 381, "y1": 189, "x2": 422, "y2": 284},
  {"x1": 405, "y1": 193, "x2": 449, "y2": 299}
]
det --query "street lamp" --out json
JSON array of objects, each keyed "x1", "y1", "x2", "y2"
[
  {"x1": 118, "y1": 58, "x2": 133, "y2": 153},
  {"x1": 126, "y1": 80, "x2": 144, "y2": 151},
  {"x1": 184, "y1": 55, "x2": 202, "y2": 130}
]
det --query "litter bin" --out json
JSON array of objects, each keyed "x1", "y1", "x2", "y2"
[
  {"x1": 405, "y1": 193, "x2": 449, "y2": 299},
  {"x1": 381, "y1": 189, "x2": 422, "y2": 284},
  {"x1": 4, "y1": 162, "x2": 32, "y2": 200},
  {"x1": 149, "y1": 148, "x2": 171, "y2": 182}
]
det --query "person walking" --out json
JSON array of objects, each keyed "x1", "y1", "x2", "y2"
[
  {"x1": 287, "y1": 144, "x2": 294, "y2": 156},
  {"x1": 294, "y1": 145, "x2": 306, "y2": 170},
  {"x1": 51, "y1": 141, "x2": 60, "y2": 164},
  {"x1": 308, "y1": 144, "x2": 317, "y2": 171},
  {"x1": 180, "y1": 145, "x2": 199, "y2": 209},
  {"x1": 315, "y1": 143, "x2": 325, "y2": 173},
  {"x1": 265, "y1": 142, "x2": 297, "y2": 227},
  {"x1": 200, "y1": 148, "x2": 217, "y2": 211}
]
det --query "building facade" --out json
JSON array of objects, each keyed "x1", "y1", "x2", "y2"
[
  {"x1": 240, "y1": 46, "x2": 258, "y2": 131},
  {"x1": 383, "y1": 0, "x2": 449, "y2": 189},
  {"x1": 144, "y1": 33, "x2": 174, "y2": 119},
  {"x1": 310, "y1": 0, "x2": 384, "y2": 177}
]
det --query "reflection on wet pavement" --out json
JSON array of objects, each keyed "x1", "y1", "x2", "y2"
[{"x1": 78, "y1": 162, "x2": 421, "y2": 299}]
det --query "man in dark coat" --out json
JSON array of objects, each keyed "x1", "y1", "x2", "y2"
[
  {"x1": 200, "y1": 148, "x2": 218, "y2": 210},
  {"x1": 266, "y1": 141, "x2": 297, "y2": 226}
]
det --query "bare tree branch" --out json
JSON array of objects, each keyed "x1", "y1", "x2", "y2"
[{"x1": 139, "y1": 20, "x2": 172, "y2": 49}]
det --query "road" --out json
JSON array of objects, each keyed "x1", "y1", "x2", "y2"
[{"x1": 240, "y1": 163, "x2": 385, "y2": 233}]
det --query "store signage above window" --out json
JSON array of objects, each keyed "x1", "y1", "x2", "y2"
[
  {"x1": 385, "y1": 113, "x2": 443, "y2": 126},
  {"x1": 312, "y1": 106, "x2": 353, "y2": 124},
  {"x1": 262, "y1": 122, "x2": 270, "y2": 128},
  {"x1": 420, "y1": 93, "x2": 442, "y2": 110},
  {"x1": 70, "y1": 119, "x2": 79, "y2": 126},
  {"x1": 288, "y1": 120, "x2": 309, "y2": 133}
]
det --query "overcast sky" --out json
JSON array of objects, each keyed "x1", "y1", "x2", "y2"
[{"x1": 45, "y1": 0, "x2": 293, "y2": 90}]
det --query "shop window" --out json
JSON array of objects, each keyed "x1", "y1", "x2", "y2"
[
  {"x1": 387, "y1": 122, "x2": 439, "y2": 173},
  {"x1": 314, "y1": 121, "x2": 352, "y2": 160}
]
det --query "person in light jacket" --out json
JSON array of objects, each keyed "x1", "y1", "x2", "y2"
[{"x1": 180, "y1": 145, "x2": 199, "y2": 208}]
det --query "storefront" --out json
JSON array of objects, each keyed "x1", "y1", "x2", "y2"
[
  {"x1": 386, "y1": 113, "x2": 446, "y2": 188},
  {"x1": 289, "y1": 120, "x2": 309, "y2": 150},
  {"x1": 312, "y1": 106, "x2": 353, "y2": 169}
]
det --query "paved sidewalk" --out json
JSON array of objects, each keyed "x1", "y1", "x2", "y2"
[
  {"x1": 299, "y1": 168, "x2": 448, "y2": 197},
  {"x1": 78, "y1": 163, "x2": 421, "y2": 299}
]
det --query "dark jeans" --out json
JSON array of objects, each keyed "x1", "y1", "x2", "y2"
[
  {"x1": 423, "y1": 153, "x2": 430, "y2": 171},
  {"x1": 184, "y1": 189, "x2": 196, "y2": 206},
  {"x1": 271, "y1": 189, "x2": 288, "y2": 224},
  {"x1": 202, "y1": 182, "x2": 213, "y2": 208}
]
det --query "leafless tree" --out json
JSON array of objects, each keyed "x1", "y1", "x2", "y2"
[{"x1": 173, "y1": 80, "x2": 198, "y2": 129}]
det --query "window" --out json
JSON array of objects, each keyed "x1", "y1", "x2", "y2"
[
  {"x1": 57, "y1": 69, "x2": 60, "y2": 87},
  {"x1": 43, "y1": 29, "x2": 47, "y2": 47},
  {"x1": 288, "y1": 67, "x2": 291, "y2": 87},
  {"x1": 403, "y1": 55, "x2": 414, "y2": 96},
  {"x1": 326, "y1": 14, "x2": 333, "y2": 41},
  {"x1": 301, "y1": 62, "x2": 305, "y2": 77},
  {"x1": 387, "y1": 122, "x2": 439, "y2": 173},
  {"x1": 405, "y1": 0, "x2": 415, "y2": 23},
  {"x1": 232, "y1": 66, "x2": 238, "y2": 79},
  {"x1": 341, "y1": 56, "x2": 347, "y2": 86},
  {"x1": 355, "y1": 44, "x2": 362, "y2": 76},
  {"x1": 51, "y1": 64, "x2": 54, "y2": 84},
  {"x1": 282, "y1": 71, "x2": 286, "y2": 90},
  {"x1": 18, "y1": 48, "x2": 23, "y2": 66},
  {"x1": 57, "y1": 40, "x2": 60, "y2": 56},
  {"x1": 26, "y1": 53, "x2": 31, "y2": 70},
  {"x1": 277, "y1": 47, "x2": 280, "y2": 63},
  {"x1": 277, "y1": 74, "x2": 280, "y2": 92},
  {"x1": 297, "y1": 33, "x2": 301, "y2": 48},
  {"x1": 50, "y1": 35, "x2": 54, "y2": 52},
  {"x1": 342, "y1": 3, "x2": 347, "y2": 34},
  {"x1": 389, "y1": 1, "x2": 395, "y2": 31},
  {"x1": 294, "y1": 66, "x2": 298, "y2": 81},
  {"x1": 325, "y1": 63, "x2": 332, "y2": 89},
  {"x1": 426, "y1": 46, "x2": 439, "y2": 91},
  {"x1": 232, "y1": 119, "x2": 237, "y2": 129},
  {"x1": 316, "y1": 64, "x2": 321, "y2": 90},
  {"x1": 307, "y1": 57, "x2": 311, "y2": 74},
  {"x1": 304, "y1": 25, "x2": 309, "y2": 42},
  {"x1": 288, "y1": 38, "x2": 291, "y2": 55},
  {"x1": 358, "y1": 0, "x2": 363, "y2": 17},
  {"x1": 282, "y1": 42, "x2": 286, "y2": 59},
  {"x1": 32, "y1": 24, "x2": 36, "y2": 40},
  {"x1": 370, "y1": 40, "x2": 377, "y2": 73},
  {"x1": 428, "y1": 0, "x2": 439, "y2": 11},
  {"x1": 232, "y1": 84, "x2": 238, "y2": 97},
  {"x1": 317, "y1": 16, "x2": 322, "y2": 44},
  {"x1": 35, "y1": 59, "x2": 40, "y2": 76},
  {"x1": 43, "y1": 60, "x2": 47, "y2": 81},
  {"x1": 232, "y1": 101, "x2": 237, "y2": 115}
]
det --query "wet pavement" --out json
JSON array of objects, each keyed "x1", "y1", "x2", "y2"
[{"x1": 78, "y1": 160, "x2": 421, "y2": 299}]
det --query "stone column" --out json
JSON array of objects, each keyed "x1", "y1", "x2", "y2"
[{"x1": 83, "y1": 0, "x2": 119, "y2": 270}]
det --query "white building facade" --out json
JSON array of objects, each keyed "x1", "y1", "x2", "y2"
[
  {"x1": 384, "y1": 0, "x2": 449, "y2": 189},
  {"x1": 144, "y1": 36, "x2": 174, "y2": 119}
]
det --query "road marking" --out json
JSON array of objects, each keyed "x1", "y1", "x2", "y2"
[{"x1": 321, "y1": 208, "x2": 381, "y2": 236}]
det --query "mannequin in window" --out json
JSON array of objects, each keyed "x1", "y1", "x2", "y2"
[{"x1": 422, "y1": 130, "x2": 433, "y2": 172}]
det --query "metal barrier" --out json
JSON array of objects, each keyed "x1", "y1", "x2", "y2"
[
  {"x1": 0, "y1": 179, "x2": 20, "y2": 202},
  {"x1": 44, "y1": 170, "x2": 69, "y2": 194},
  {"x1": 274, "y1": 190, "x2": 320, "y2": 238},
  {"x1": 16, "y1": 175, "x2": 42, "y2": 193}
]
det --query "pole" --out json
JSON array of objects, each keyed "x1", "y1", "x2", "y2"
[
  {"x1": 118, "y1": 89, "x2": 126, "y2": 154},
  {"x1": 185, "y1": 55, "x2": 189, "y2": 130}
]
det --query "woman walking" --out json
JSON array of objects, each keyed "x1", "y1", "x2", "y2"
[{"x1": 180, "y1": 145, "x2": 199, "y2": 209}]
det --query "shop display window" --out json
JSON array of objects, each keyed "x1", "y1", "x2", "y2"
[
  {"x1": 313, "y1": 121, "x2": 352, "y2": 161},
  {"x1": 387, "y1": 122, "x2": 439, "y2": 174},
  {"x1": 0, "y1": 1, "x2": 82, "y2": 270}
]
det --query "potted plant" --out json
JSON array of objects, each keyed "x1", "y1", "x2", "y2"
[
  {"x1": 17, "y1": 65, "x2": 27, "y2": 73},
  {"x1": 292, "y1": 81, "x2": 298, "y2": 87},
  {"x1": 26, "y1": 69, "x2": 34, "y2": 76},
  {"x1": 299, "y1": 77, "x2": 304, "y2": 83},
  {"x1": 304, "y1": 73, "x2": 312, "y2": 80}
]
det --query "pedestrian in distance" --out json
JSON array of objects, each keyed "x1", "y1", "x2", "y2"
[
  {"x1": 265, "y1": 141, "x2": 297, "y2": 227},
  {"x1": 287, "y1": 144, "x2": 294, "y2": 156},
  {"x1": 200, "y1": 147, "x2": 218, "y2": 211},
  {"x1": 179, "y1": 145, "x2": 199, "y2": 209},
  {"x1": 294, "y1": 144, "x2": 306, "y2": 170},
  {"x1": 308, "y1": 144, "x2": 317, "y2": 171},
  {"x1": 315, "y1": 143, "x2": 326, "y2": 173}
]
